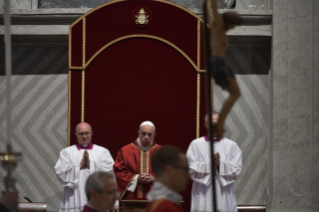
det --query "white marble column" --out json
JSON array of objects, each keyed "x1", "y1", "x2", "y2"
[{"x1": 271, "y1": 0, "x2": 319, "y2": 211}]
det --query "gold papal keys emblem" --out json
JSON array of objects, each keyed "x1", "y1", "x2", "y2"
[{"x1": 135, "y1": 8, "x2": 149, "y2": 24}]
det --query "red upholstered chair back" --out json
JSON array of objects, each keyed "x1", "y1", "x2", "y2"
[{"x1": 68, "y1": 0, "x2": 207, "y2": 210}]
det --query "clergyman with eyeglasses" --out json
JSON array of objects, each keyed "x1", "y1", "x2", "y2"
[
  {"x1": 81, "y1": 171, "x2": 119, "y2": 212},
  {"x1": 55, "y1": 122, "x2": 115, "y2": 212}
]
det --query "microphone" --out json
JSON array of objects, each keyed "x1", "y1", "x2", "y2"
[{"x1": 23, "y1": 196, "x2": 32, "y2": 202}]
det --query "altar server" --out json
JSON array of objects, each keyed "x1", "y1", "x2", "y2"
[
  {"x1": 187, "y1": 112, "x2": 242, "y2": 212},
  {"x1": 113, "y1": 121, "x2": 161, "y2": 200},
  {"x1": 55, "y1": 122, "x2": 114, "y2": 212}
]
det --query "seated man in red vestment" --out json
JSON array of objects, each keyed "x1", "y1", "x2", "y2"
[
  {"x1": 146, "y1": 145, "x2": 189, "y2": 212},
  {"x1": 81, "y1": 172, "x2": 119, "y2": 212},
  {"x1": 114, "y1": 121, "x2": 162, "y2": 200}
]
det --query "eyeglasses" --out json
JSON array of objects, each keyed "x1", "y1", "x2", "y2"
[
  {"x1": 77, "y1": 132, "x2": 92, "y2": 136},
  {"x1": 171, "y1": 165, "x2": 189, "y2": 173},
  {"x1": 101, "y1": 190, "x2": 120, "y2": 198}
]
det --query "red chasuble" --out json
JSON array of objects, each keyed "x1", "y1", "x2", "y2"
[
  {"x1": 146, "y1": 199, "x2": 185, "y2": 212},
  {"x1": 114, "y1": 140, "x2": 161, "y2": 199}
]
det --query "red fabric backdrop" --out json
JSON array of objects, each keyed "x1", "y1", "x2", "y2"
[{"x1": 69, "y1": 0, "x2": 208, "y2": 210}]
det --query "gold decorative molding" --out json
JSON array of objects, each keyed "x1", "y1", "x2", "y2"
[
  {"x1": 68, "y1": 27, "x2": 72, "y2": 69},
  {"x1": 83, "y1": 17, "x2": 86, "y2": 67},
  {"x1": 81, "y1": 70, "x2": 85, "y2": 122},
  {"x1": 68, "y1": 70, "x2": 71, "y2": 146},
  {"x1": 197, "y1": 19, "x2": 201, "y2": 71},
  {"x1": 84, "y1": 34, "x2": 200, "y2": 73},
  {"x1": 69, "y1": 0, "x2": 127, "y2": 29},
  {"x1": 69, "y1": 66, "x2": 85, "y2": 70},
  {"x1": 196, "y1": 73, "x2": 200, "y2": 138}
]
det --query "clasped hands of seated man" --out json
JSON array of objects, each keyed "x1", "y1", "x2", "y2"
[
  {"x1": 138, "y1": 172, "x2": 155, "y2": 184},
  {"x1": 80, "y1": 150, "x2": 90, "y2": 169}
]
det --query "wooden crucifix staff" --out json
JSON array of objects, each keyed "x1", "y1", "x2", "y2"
[{"x1": 202, "y1": 0, "x2": 242, "y2": 211}]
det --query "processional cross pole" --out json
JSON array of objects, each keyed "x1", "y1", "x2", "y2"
[
  {"x1": 202, "y1": 0, "x2": 242, "y2": 211},
  {"x1": 0, "y1": 0, "x2": 22, "y2": 192}
]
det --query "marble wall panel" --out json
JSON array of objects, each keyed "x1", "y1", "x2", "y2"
[
  {"x1": 312, "y1": 0, "x2": 319, "y2": 204},
  {"x1": 214, "y1": 75, "x2": 269, "y2": 205},
  {"x1": 271, "y1": 0, "x2": 319, "y2": 211},
  {"x1": 287, "y1": 0, "x2": 313, "y2": 197},
  {"x1": 0, "y1": 75, "x2": 68, "y2": 212},
  {"x1": 0, "y1": 44, "x2": 68, "y2": 75},
  {"x1": 37, "y1": 0, "x2": 271, "y2": 10},
  {"x1": 236, "y1": 0, "x2": 269, "y2": 10},
  {"x1": 1, "y1": 0, "x2": 33, "y2": 9}
]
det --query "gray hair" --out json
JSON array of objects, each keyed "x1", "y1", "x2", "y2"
[
  {"x1": 205, "y1": 111, "x2": 220, "y2": 124},
  {"x1": 85, "y1": 171, "x2": 115, "y2": 200}
]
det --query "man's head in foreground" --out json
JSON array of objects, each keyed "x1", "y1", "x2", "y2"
[
  {"x1": 138, "y1": 121, "x2": 156, "y2": 148},
  {"x1": 85, "y1": 172, "x2": 118, "y2": 211},
  {"x1": 151, "y1": 145, "x2": 189, "y2": 192},
  {"x1": 75, "y1": 122, "x2": 93, "y2": 146}
]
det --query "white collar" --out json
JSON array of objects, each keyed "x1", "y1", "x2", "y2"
[
  {"x1": 146, "y1": 181, "x2": 182, "y2": 205},
  {"x1": 137, "y1": 137, "x2": 153, "y2": 151}
]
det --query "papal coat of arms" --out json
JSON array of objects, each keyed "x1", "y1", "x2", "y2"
[{"x1": 135, "y1": 8, "x2": 149, "y2": 24}]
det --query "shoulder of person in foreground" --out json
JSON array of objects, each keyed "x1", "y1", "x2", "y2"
[{"x1": 147, "y1": 199, "x2": 184, "y2": 212}]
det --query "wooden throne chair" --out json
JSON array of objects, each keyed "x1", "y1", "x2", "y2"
[{"x1": 68, "y1": 0, "x2": 208, "y2": 211}]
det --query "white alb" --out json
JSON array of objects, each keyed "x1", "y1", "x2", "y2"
[
  {"x1": 187, "y1": 137, "x2": 242, "y2": 212},
  {"x1": 55, "y1": 144, "x2": 114, "y2": 212}
]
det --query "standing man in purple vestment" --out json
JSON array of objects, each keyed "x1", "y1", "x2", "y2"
[
  {"x1": 81, "y1": 172, "x2": 119, "y2": 212},
  {"x1": 55, "y1": 122, "x2": 114, "y2": 212}
]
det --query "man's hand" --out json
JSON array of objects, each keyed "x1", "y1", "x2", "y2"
[
  {"x1": 138, "y1": 172, "x2": 154, "y2": 184},
  {"x1": 214, "y1": 152, "x2": 220, "y2": 167},
  {"x1": 80, "y1": 150, "x2": 90, "y2": 169},
  {"x1": 84, "y1": 150, "x2": 90, "y2": 168}
]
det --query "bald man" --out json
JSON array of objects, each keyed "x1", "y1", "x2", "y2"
[
  {"x1": 55, "y1": 122, "x2": 114, "y2": 212},
  {"x1": 113, "y1": 121, "x2": 162, "y2": 200}
]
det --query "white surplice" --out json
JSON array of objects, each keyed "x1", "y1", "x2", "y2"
[
  {"x1": 186, "y1": 137, "x2": 242, "y2": 212},
  {"x1": 55, "y1": 144, "x2": 114, "y2": 212}
]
